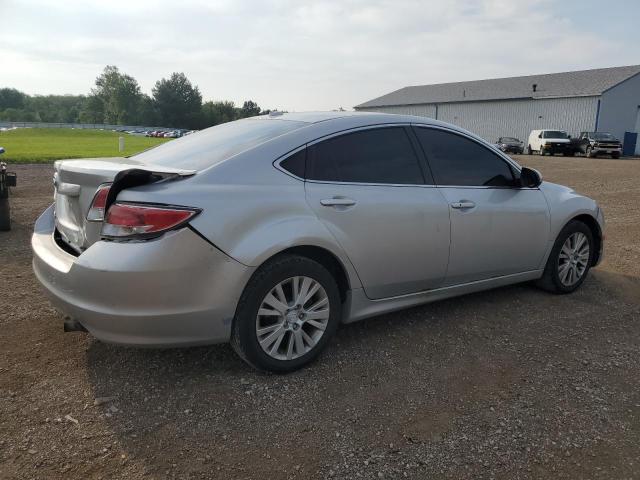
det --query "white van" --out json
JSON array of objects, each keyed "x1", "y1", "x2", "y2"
[{"x1": 527, "y1": 129, "x2": 573, "y2": 156}]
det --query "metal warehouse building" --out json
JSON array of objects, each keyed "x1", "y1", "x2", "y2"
[{"x1": 355, "y1": 65, "x2": 640, "y2": 155}]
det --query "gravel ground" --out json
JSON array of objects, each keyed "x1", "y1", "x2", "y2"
[{"x1": 1, "y1": 155, "x2": 639, "y2": 479}]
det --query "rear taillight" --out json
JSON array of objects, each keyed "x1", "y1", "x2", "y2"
[
  {"x1": 86, "y1": 184, "x2": 112, "y2": 221},
  {"x1": 101, "y1": 203, "x2": 200, "y2": 239}
]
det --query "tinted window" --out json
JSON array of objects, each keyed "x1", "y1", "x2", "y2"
[
  {"x1": 414, "y1": 127, "x2": 515, "y2": 187},
  {"x1": 542, "y1": 130, "x2": 568, "y2": 139},
  {"x1": 592, "y1": 132, "x2": 617, "y2": 141},
  {"x1": 307, "y1": 127, "x2": 426, "y2": 184},
  {"x1": 132, "y1": 119, "x2": 305, "y2": 171},
  {"x1": 279, "y1": 149, "x2": 306, "y2": 178}
]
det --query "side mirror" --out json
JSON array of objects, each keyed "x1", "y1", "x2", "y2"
[
  {"x1": 568, "y1": 135, "x2": 572, "y2": 139},
  {"x1": 519, "y1": 167, "x2": 542, "y2": 188},
  {"x1": 538, "y1": 133, "x2": 542, "y2": 138},
  {"x1": 0, "y1": 147, "x2": 5, "y2": 154}
]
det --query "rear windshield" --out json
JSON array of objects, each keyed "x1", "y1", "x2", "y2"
[
  {"x1": 542, "y1": 131, "x2": 568, "y2": 139},
  {"x1": 131, "y1": 118, "x2": 306, "y2": 170}
]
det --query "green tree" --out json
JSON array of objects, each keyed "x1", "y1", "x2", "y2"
[
  {"x1": 92, "y1": 65, "x2": 143, "y2": 124},
  {"x1": 136, "y1": 94, "x2": 157, "y2": 126},
  {"x1": 152, "y1": 72, "x2": 202, "y2": 129},
  {"x1": 27, "y1": 95, "x2": 86, "y2": 123},
  {"x1": 0, "y1": 88, "x2": 27, "y2": 110},
  {"x1": 239, "y1": 100, "x2": 261, "y2": 118},
  {"x1": 0, "y1": 108, "x2": 37, "y2": 122},
  {"x1": 201, "y1": 100, "x2": 237, "y2": 127},
  {"x1": 78, "y1": 94, "x2": 104, "y2": 123}
]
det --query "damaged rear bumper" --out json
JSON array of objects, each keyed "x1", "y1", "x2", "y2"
[{"x1": 32, "y1": 204, "x2": 254, "y2": 347}]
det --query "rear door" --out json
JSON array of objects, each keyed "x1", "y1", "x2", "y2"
[
  {"x1": 413, "y1": 126, "x2": 550, "y2": 286},
  {"x1": 303, "y1": 126, "x2": 450, "y2": 299}
]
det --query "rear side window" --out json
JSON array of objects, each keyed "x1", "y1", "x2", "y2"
[
  {"x1": 414, "y1": 127, "x2": 515, "y2": 187},
  {"x1": 279, "y1": 149, "x2": 306, "y2": 178},
  {"x1": 307, "y1": 127, "x2": 425, "y2": 185}
]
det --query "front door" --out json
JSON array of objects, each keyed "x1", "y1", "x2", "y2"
[
  {"x1": 304, "y1": 126, "x2": 451, "y2": 299},
  {"x1": 413, "y1": 125, "x2": 550, "y2": 286}
]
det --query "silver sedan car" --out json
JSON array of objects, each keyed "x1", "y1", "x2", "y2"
[{"x1": 32, "y1": 112, "x2": 604, "y2": 372}]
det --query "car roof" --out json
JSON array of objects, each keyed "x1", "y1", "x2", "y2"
[{"x1": 254, "y1": 110, "x2": 448, "y2": 126}]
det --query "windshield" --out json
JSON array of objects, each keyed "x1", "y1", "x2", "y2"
[
  {"x1": 501, "y1": 137, "x2": 520, "y2": 143},
  {"x1": 542, "y1": 131, "x2": 568, "y2": 139},
  {"x1": 592, "y1": 132, "x2": 617, "y2": 141},
  {"x1": 132, "y1": 118, "x2": 306, "y2": 170}
]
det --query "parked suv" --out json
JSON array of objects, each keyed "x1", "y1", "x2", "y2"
[
  {"x1": 576, "y1": 132, "x2": 622, "y2": 158},
  {"x1": 527, "y1": 129, "x2": 573, "y2": 156},
  {"x1": 496, "y1": 137, "x2": 524, "y2": 154}
]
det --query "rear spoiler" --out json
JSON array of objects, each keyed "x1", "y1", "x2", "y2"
[{"x1": 105, "y1": 168, "x2": 195, "y2": 211}]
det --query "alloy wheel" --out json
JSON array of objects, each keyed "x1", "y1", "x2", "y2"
[
  {"x1": 255, "y1": 276, "x2": 330, "y2": 361},
  {"x1": 557, "y1": 232, "x2": 590, "y2": 286}
]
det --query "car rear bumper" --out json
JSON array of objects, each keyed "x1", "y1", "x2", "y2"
[{"x1": 32, "y1": 204, "x2": 254, "y2": 347}]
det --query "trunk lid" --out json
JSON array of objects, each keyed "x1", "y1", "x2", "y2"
[{"x1": 53, "y1": 158, "x2": 194, "y2": 252}]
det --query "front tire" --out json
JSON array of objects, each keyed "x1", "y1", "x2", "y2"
[
  {"x1": 231, "y1": 254, "x2": 341, "y2": 372},
  {"x1": 536, "y1": 220, "x2": 594, "y2": 294},
  {"x1": 586, "y1": 146, "x2": 595, "y2": 158}
]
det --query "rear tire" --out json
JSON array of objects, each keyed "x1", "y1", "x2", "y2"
[
  {"x1": 612, "y1": 153, "x2": 620, "y2": 159},
  {"x1": 536, "y1": 220, "x2": 594, "y2": 294},
  {"x1": 231, "y1": 254, "x2": 341, "y2": 372},
  {"x1": 0, "y1": 197, "x2": 10, "y2": 231}
]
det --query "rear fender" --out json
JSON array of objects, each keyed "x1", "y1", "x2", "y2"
[{"x1": 225, "y1": 215, "x2": 362, "y2": 289}]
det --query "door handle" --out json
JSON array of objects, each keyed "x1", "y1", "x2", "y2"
[
  {"x1": 320, "y1": 197, "x2": 356, "y2": 207},
  {"x1": 450, "y1": 201, "x2": 476, "y2": 209}
]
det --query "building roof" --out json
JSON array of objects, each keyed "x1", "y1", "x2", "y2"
[{"x1": 355, "y1": 65, "x2": 640, "y2": 108}]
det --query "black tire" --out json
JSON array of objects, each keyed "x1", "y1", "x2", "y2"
[
  {"x1": 527, "y1": 145, "x2": 533, "y2": 155},
  {"x1": 0, "y1": 197, "x2": 10, "y2": 231},
  {"x1": 586, "y1": 146, "x2": 595, "y2": 158},
  {"x1": 612, "y1": 153, "x2": 620, "y2": 159},
  {"x1": 536, "y1": 220, "x2": 594, "y2": 294},
  {"x1": 538, "y1": 147, "x2": 545, "y2": 156},
  {"x1": 231, "y1": 254, "x2": 341, "y2": 372}
]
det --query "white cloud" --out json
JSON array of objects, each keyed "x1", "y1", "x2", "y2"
[{"x1": 0, "y1": 0, "x2": 632, "y2": 110}]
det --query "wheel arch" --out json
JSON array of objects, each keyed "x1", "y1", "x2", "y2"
[
  {"x1": 567, "y1": 213, "x2": 602, "y2": 266},
  {"x1": 258, "y1": 245, "x2": 353, "y2": 303}
]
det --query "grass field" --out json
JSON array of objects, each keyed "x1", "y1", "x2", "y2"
[{"x1": 0, "y1": 128, "x2": 171, "y2": 163}]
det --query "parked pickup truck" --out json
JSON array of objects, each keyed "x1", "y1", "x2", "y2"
[{"x1": 574, "y1": 132, "x2": 622, "y2": 158}]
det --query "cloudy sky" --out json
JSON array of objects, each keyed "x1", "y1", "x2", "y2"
[{"x1": 0, "y1": 0, "x2": 637, "y2": 111}]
